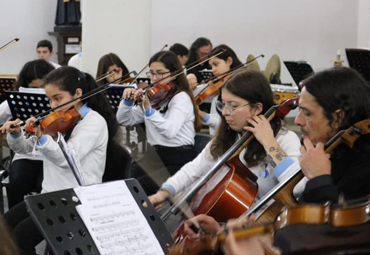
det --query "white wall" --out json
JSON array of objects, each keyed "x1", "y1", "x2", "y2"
[
  {"x1": 152, "y1": 0, "x2": 360, "y2": 85},
  {"x1": 0, "y1": 0, "x2": 58, "y2": 74},
  {"x1": 81, "y1": 0, "x2": 151, "y2": 77},
  {"x1": 358, "y1": 0, "x2": 370, "y2": 48}
]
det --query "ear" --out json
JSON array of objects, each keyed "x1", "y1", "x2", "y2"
[
  {"x1": 331, "y1": 109, "x2": 345, "y2": 129},
  {"x1": 253, "y1": 102, "x2": 263, "y2": 115},
  {"x1": 226, "y1": 56, "x2": 233, "y2": 67},
  {"x1": 74, "y1": 88, "x2": 83, "y2": 98}
]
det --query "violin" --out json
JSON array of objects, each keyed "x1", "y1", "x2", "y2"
[
  {"x1": 20, "y1": 71, "x2": 137, "y2": 137},
  {"x1": 165, "y1": 97, "x2": 299, "y2": 243},
  {"x1": 195, "y1": 74, "x2": 230, "y2": 105},
  {"x1": 194, "y1": 54, "x2": 264, "y2": 105},
  {"x1": 168, "y1": 198, "x2": 370, "y2": 255},
  {"x1": 24, "y1": 108, "x2": 81, "y2": 137}
]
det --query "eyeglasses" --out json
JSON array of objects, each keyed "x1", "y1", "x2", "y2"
[
  {"x1": 215, "y1": 100, "x2": 251, "y2": 116},
  {"x1": 198, "y1": 50, "x2": 210, "y2": 57},
  {"x1": 146, "y1": 71, "x2": 171, "y2": 79}
]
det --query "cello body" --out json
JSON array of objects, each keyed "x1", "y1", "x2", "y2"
[{"x1": 172, "y1": 155, "x2": 258, "y2": 242}]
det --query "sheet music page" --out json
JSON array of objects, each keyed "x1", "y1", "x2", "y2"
[
  {"x1": 57, "y1": 133, "x2": 86, "y2": 186},
  {"x1": 74, "y1": 181, "x2": 164, "y2": 255}
]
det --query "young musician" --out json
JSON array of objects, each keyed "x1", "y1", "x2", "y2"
[
  {"x1": 117, "y1": 51, "x2": 202, "y2": 195},
  {"x1": 184, "y1": 67, "x2": 370, "y2": 255},
  {"x1": 196, "y1": 44, "x2": 243, "y2": 135},
  {"x1": 36, "y1": 40, "x2": 61, "y2": 69},
  {"x1": 1, "y1": 66, "x2": 122, "y2": 255},
  {"x1": 96, "y1": 53, "x2": 129, "y2": 86},
  {"x1": 0, "y1": 59, "x2": 54, "y2": 208},
  {"x1": 169, "y1": 43, "x2": 189, "y2": 66},
  {"x1": 149, "y1": 69, "x2": 301, "y2": 207},
  {"x1": 186, "y1": 37, "x2": 213, "y2": 90}
]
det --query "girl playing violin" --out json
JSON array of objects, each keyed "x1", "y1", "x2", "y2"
[
  {"x1": 149, "y1": 69, "x2": 301, "y2": 208},
  {"x1": 0, "y1": 59, "x2": 54, "y2": 209},
  {"x1": 197, "y1": 44, "x2": 243, "y2": 135},
  {"x1": 96, "y1": 52, "x2": 130, "y2": 86},
  {"x1": 0, "y1": 66, "x2": 123, "y2": 255},
  {"x1": 117, "y1": 51, "x2": 202, "y2": 195}
]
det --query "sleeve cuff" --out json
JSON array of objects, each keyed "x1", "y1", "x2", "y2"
[
  {"x1": 145, "y1": 107, "x2": 156, "y2": 117},
  {"x1": 123, "y1": 99, "x2": 134, "y2": 106},
  {"x1": 274, "y1": 157, "x2": 295, "y2": 178},
  {"x1": 202, "y1": 113, "x2": 210, "y2": 123},
  {"x1": 305, "y1": 174, "x2": 333, "y2": 190},
  {"x1": 36, "y1": 135, "x2": 48, "y2": 146},
  {"x1": 8, "y1": 132, "x2": 22, "y2": 139},
  {"x1": 161, "y1": 184, "x2": 176, "y2": 195}
]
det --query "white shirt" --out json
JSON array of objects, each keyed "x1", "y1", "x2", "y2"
[
  {"x1": 116, "y1": 91, "x2": 196, "y2": 147},
  {"x1": 68, "y1": 52, "x2": 82, "y2": 70},
  {"x1": 162, "y1": 129, "x2": 301, "y2": 199},
  {"x1": 50, "y1": 61, "x2": 61, "y2": 69},
  {"x1": 202, "y1": 97, "x2": 221, "y2": 135},
  {"x1": 7, "y1": 109, "x2": 108, "y2": 193}
]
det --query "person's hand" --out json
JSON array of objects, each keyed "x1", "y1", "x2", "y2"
[
  {"x1": 244, "y1": 115, "x2": 277, "y2": 150},
  {"x1": 122, "y1": 88, "x2": 137, "y2": 100},
  {"x1": 223, "y1": 215, "x2": 264, "y2": 255},
  {"x1": 184, "y1": 214, "x2": 221, "y2": 240},
  {"x1": 148, "y1": 190, "x2": 169, "y2": 210},
  {"x1": 299, "y1": 137, "x2": 331, "y2": 179},
  {"x1": 187, "y1": 73, "x2": 198, "y2": 91},
  {"x1": 198, "y1": 106, "x2": 207, "y2": 120},
  {"x1": 25, "y1": 117, "x2": 42, "y2": 138},
  {"x1": 0, "y1": 119, "x2": 22, "y2": 135},
  {"x1": 223, "y1": 229, "x2": 264, "y2": 255}
]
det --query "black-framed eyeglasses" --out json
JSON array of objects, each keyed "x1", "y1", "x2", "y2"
[{"x1": 146, "y1": 71, "x2": 171, "y2": 79}]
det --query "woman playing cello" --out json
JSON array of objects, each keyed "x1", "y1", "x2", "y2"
[
  {"x1": 117, "y1": 51, "x2": 202, "y2": 195},
  {"x1": 149, "y1": 69, "x2": 301, "y2": 208}
]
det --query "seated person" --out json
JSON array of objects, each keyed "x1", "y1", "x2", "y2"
[{"x1": 36, "y1": 40, "x2": 61, "y2": 69}]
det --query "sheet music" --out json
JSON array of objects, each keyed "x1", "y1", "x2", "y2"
[
  {"x1": 57, "y1": 133, "x2": 86, "y2": 186},
  {"x1": 74, "y1": 181, "x2": 164, "y2": 255}
]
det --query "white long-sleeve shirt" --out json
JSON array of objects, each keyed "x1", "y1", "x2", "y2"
[
  {"x1": 202, "y1": 97, "x2": 221, "y2": 135},
  {"x1": 162, "y1": 129, "x2": 301, "y2": 199},
  {"x1": 7, "y1": 106, "x2": 108, "y2": 193},
  {"x1": 116, "y1": 91, "x2": 196, "y2": 147}
]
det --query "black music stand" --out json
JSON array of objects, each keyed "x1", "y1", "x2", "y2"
[
  {"x1": 0, "y1": 77, "x2": 16, "y2": 103},
  {"x1": 25, "y1": 179, "x2": 173, "y2": 255},
  {"x1": 284, "y1": 61, "x2": 314, "y2": 86},
  {"x1": 346, "y1": 48, "x2": 370, "y2": 82},
  {"x1": 5, "y1": 91, "x2": 50, "y2": 120},
  {"x1": 199, "y1": 69, "x2": 213, "y2": 81}
]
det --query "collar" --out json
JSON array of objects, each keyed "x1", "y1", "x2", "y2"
[{"x1": 78, "y1": 104, "x2": 91, "y2": 118}]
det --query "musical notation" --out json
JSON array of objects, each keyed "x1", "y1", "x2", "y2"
[{"x1": 74, "y1": 181, "x2": 164, "y2": 255}]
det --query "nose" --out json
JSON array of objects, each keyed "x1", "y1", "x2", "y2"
[
  {"x1": 294, "y1": 110, "x2": 304, "y2": 126},
  {"x1": 50, "y1": 101, "x2": 58, "y2": 109},
  {"x1": 212, "y1": 66, "x2": 217, "y2": 74}
]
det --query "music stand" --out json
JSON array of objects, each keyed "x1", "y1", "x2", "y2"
[
  {"x1": 283, "y1": 61, "x2": 314, "y2": 86},
  {"x1": 5, "y1": 91, "x2": 50, "y2": 120},
  {"x1": 0, "y1": 77, "x2": 16, "y2": 103},
  {"x1": 25, "y1": 179, "x2": 173, "y2": 255},
  {"x1": 345, "y1": 48, "x2": 370, "y2": 82},
  {"x1": 199, "y1": 69, "x2": 213, "y2": 81}
]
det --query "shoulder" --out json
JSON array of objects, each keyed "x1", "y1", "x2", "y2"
[
  {"x1": 169, "y1": 91, "x2": 193, "y2": 106},
  {"x1": 81, "y1": 110, "x2": 107, "y2": 129}
]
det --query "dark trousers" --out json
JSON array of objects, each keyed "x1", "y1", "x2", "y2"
[
  {"x1": 4, "y1": 201, "x2": 43, "y2": 255},
  {"x1": 8, "y1": 159, "x2": 43, "y2": 209},
  {"x1": 132, "y1": 145, "x2": 196, "y2": 195}
]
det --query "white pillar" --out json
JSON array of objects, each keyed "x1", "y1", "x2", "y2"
[{"x1": 81, "y1": 0, "x2": 151, "y2": 77}]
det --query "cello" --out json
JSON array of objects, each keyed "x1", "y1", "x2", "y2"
[{"x1": 164, "y1": 97, "x2": 299, "y2": 243}]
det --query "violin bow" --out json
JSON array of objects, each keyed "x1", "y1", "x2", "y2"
[{"x1": 0, "y1": 38, "x2": 20, "y2": 53}]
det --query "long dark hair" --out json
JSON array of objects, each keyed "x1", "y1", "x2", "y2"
[
  {"x1": 185, "y1": 37, "x2": 212, "y2": 66},
  {"x1": 15, "y1": 59, "x2": 55, "y2": 89},
  {"x1": 96, "y1": 53, "x2": 129, "y2": 86},
  {"x1": 210, "y1": 44, "x2": 243, "y2": 69},
  {"x1": 211, "y1": 70, "x2": 282, "y2": 166},
  {"x1": 149, "y1": 51, "x2": 202, "y2": 131},
  {"x1": 302, "y1": 67, "x2": 370, "y2": 156},
  {"x1": 44, "y1": 66, "x2": 126, "y2": 181}
]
